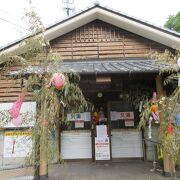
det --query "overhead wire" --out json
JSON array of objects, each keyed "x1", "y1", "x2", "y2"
[{"x1": 0, "y1": 17, "x2": 29, "y2": 31}]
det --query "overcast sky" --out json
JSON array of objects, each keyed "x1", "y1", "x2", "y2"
[{"x1": 0, "y1": 0, "x2": 180, "y2": 48}]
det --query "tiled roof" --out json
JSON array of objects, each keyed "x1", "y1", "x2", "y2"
[
  {"x1": 60, "y1": 60, "x2": 172, "y2": 74},
  {"x1": 10, "y1": 59, "x2": 174, "y2": 76}
]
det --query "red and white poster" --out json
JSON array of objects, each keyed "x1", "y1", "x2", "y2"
[
  {"x1": 110, "y1": 111, "x2": 134, "y2": 121},
  {"x1": 95, "y1": 137, "x2": 110, "y2": 160},
  {"x1": 119, "y1": 112, "x2": 134, "y2": 120}
]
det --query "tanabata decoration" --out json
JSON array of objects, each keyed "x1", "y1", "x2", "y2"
[
  {"x1": 167, "y1": 116, "x2": 174, "y2": 135},
  {"x1": 175, "y1": 114, "x2": 180, "y2": 126},
  {"x1": 49, "y1": 73, "x2": 65, "y2": 90},
  {"x1": 148, "y1": 116, "x2": 153, "y2": 139},
  {"x1": 152, "y1": 92, "x2": 157, "y2": 103},
  {"x1": 150, "y1": 92, "x2": 159, "y2": 123},
  {"x1": 92, "y1": 112, "x2": 100, "y2": 125},
  {"x1": 42, "y1": 119, "x2": 48, "y2": 127},
  {"x1": 11, "y1": 115, "x2": 23, "y2": 127},
  {"x1": 150, "y1": 104, "x2": 159, "y2": 122},
  {"x1": 9, "y1": 95, "x2": 25, "y2": 126},
  {"x1": 148, "y1": 92, "x2": 159, "y2": 139},
  {"x1": 9, "y1": 95, "x2": 25, "y2": 119}
]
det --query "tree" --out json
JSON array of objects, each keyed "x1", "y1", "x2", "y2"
[
  {"x1": 164, "y1": 12, "x2": 180, "y2": 32},
  {"x1": 138, "y1": 49, "x2": 180, "y2": 178},
  {"x1": 0, "y1": 6, "x2": 88, "y2": 180}
]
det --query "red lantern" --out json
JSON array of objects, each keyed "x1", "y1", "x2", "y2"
[{"x1": 50, "y1": 73, "x2": 65, "y2": 90}]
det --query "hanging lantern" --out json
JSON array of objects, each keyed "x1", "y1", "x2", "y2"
[
  {"x1": 50, "y1": 73, "x2": 65, "y2": 90},
  {"x1": 12, "y1": 115, "x2": 23, "y2": 126},
  {"x1": 9, "y1": 95, "x2": 25, "y2": 119}
]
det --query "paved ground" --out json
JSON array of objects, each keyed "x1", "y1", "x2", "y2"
[{"x1": 0, "y1": 161, "x2": 180, "y2": 180}]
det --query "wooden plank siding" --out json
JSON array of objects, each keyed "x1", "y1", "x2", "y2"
[
  {"x1": 50, "y1": 20, "x2": 169, "y2": 60},
  {"x1": 0, "y1": 20, "x2": 172, "y2": 103},
  {"x1": 0, "y1": 73, "x2": 33, "y2": 102},
  {"x1": 0, "y1": 54, "x2": 45, "y2": 103}
]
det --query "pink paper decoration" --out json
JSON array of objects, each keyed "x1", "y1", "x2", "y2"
[
  {"x1": 12, "y1": 115, "x2": 23, "y2": 126},
  {"x1": 152, "y1": 92, "x2": 157, "y2": 103},
  {"x1": 50, "y1": 73, "x2": 65, "y2": 90},
  {"x1": 9, "y1": 95, "x2": 25, "y2": 119},
  {"x1": 152, "y1": 112, "x2": 158, "y2": 121}
]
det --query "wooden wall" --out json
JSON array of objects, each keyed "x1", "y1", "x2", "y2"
[
  {"x1": 0, "y1": 52, "x2": 48, "y2": 102},
  {"x1": 0, "y1": 20, "x2": 171, "y2": 103},
  {"x1": 50, "y1": 20, "x2": 169, "y2": 60},
  {"x1": 0, "y1": 74, "x2": 33, "y2": 102}
]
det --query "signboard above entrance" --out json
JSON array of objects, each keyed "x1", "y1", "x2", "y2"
[
  {"x1": 110, "y1": 111, "x2": 134, "y2": 121},
  {"x1": 67, "y1": 112, "x2": 91, "y2": 121}
]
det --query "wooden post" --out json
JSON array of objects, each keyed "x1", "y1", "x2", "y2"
[
  {"x1": 156, "y1": 75, "x2": 175, "y2": 177},
  {"x1": 39, "y1": 80, "x2": 48, "y2": 180}
]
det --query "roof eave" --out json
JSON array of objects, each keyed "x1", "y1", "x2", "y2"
[{"x1": 1, "y1": 5, "x2": 180, "y2": 55}]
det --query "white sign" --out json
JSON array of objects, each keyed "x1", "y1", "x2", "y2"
[
  {"x1": 84, "y1": 112, "x2": 91, "y2": 121},
  {"x1": 95, "y1": 137, "x2": 110, "y2": 160},
  {"x1": 96, "y1": 125, "x2": 108, "y2": 138},
  {"x1": 67, "y1": 112, "x2": 91, "y2": 121},
  {"x1": 110, "y1": 111, "x2": 119, "y2": 121},
  {"x1": 4, "y1": 131, "x2": 32, "y2": 157},
  {"x1": 75, "y1": 121, "x2": 84, "y2": 128},
  {"x1": 125, "y1": 120, "x2": 134, "y2": 127}
]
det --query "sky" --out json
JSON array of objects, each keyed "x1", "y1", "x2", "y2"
[{"x1": 0, "y1": 0, "x2": 180, "y2": 48}]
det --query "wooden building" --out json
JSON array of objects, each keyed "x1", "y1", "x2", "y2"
[{"x1": 0, "y1": 4, "x2": 180, "y2": 175}]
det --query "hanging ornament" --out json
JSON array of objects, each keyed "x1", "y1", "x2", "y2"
[
  {"x1": 175, "y1": 114, "x2": 180, "y2": 126},
  {"x1": 50, "y1": 73, "x2": 65, "y2": 90},
  {"x1": 164, "y1": 112, "x2": 169, "y2": 123},
  {"x1": 42, "y1": 119, "x2": 48, "y2": 127},
  {"x1": 152, "y1": 92, "x2": 157, "y2": 103},
  {"x1": 139, "y1": 101, "x2": 143, "y2": 112},
  {"x1": 9, "y1": 95, "x2": 25, "y2": 119},
  {"x1": 92, "y1": 112, "x2": 100, "y2": 125},
  {"x1": 148, "y1": 116, "x2": 153, "y2": 139},
  {"x1": 12, "y1": 115, "x2": 23, "y2": 126},
  {"x1": 150, "y1": 103, "x2": 159, "y2": 123},
  {"x1": 167, "y1": 116, "x2": 174, "y2": 134}
]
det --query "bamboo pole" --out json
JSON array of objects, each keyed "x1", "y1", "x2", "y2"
[
  {"x1": 39, "y1": 79, "x2": 48, "y2": 180},
  {"x1": 156, "y1": 75, "x2": 175, "y2": 177}
]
